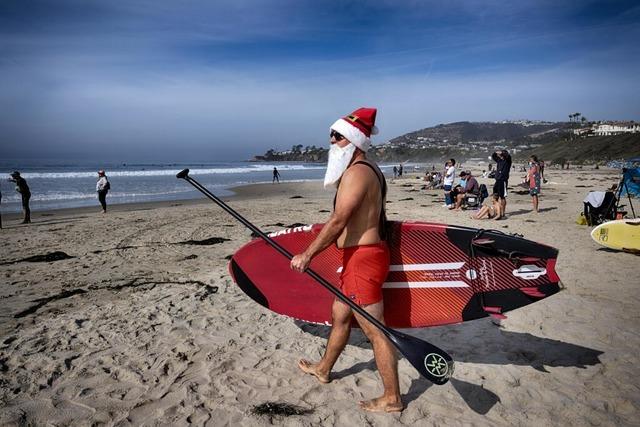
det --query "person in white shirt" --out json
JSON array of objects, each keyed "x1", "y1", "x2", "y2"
[
  {"x1": 96, "y1": 170, "x2": 110, "y2": 213},
  {"x1": 443, "y1": 159, "x2": 456, "y2": 208}
]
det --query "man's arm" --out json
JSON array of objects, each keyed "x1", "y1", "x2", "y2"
[
  {"x1": 445, "y1": 167, "x2": 454, "y2": 179},
  {"x1": 290, "y1": 165, "x2": 369, "y2": 272},
  {"x1": 464, "y1": 178, "x2": 477, "y2": 193}
]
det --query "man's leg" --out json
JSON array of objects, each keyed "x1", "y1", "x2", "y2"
[
  {"x1": 454, "y1": 193, "x2": 465, "y2": 209},
  {"x1": 443, "y1": 185, "x2": 452, "y2": 206},
  {"x1": 353, "y1": 302, "x2": 402, "y2": 412},
  {"x1": 494, "y1": 198, "x2": 504, "y2": 220},
  {"x1": 532, "y1": 194, "x2": 538, "y2": 212},
  {"x1": 22, "y1": 194, "x2": 31, "y2": 223},
  {"x1": 98, "y1": 192, "x2": 106, "y2": 213},
  {"x1": 502, "y1": 181, "x2": 508, "y2": 216},
  {"x1": 299, "y1": 298, "x2": 353, "y2": 383}
]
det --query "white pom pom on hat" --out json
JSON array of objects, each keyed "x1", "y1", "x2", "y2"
[{"x1": 330, "y1": 107, "x2": 378, "y2": 151}]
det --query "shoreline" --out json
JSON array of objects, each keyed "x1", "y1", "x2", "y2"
[
  {"x1": 0, "y1": 180, "x2": 327, "y2": 224},
  {"x1": 1, "y1": 163, "x2": 622, "y2": 222}
]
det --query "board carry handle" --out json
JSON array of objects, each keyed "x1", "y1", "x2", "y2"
[{"x1": 177, "y1": 168, "x2": 454, "y2": 385}]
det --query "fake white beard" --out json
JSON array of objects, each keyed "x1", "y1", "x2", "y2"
[{"x1": 323, "y1": 143, "x2": 356, "y2": 189}]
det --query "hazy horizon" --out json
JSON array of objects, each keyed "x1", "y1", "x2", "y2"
[{"x1": 1, "y1": 1, "x2": 639, "y2": 163}]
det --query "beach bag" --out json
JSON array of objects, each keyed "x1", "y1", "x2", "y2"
[
  {"x1": 104, "y1": 181, "x2": 111, "y2": 191},
  {"x1": 479, "y1": 184, "x2": 489, "y2": 203}
]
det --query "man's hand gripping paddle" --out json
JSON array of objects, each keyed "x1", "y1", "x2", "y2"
[{"x1": 177, "y1": 168, "x2": 454, "y2": 385}]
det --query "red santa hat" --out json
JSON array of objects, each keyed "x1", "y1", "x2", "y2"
[{"x1": 330, "y1": 107, "x2": 378, "y2": 151}]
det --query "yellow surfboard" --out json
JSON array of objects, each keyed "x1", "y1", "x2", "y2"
[{"x1": 590, "y1": 219, "x2": 640, "y2": 251}]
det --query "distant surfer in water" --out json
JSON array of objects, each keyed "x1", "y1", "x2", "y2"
[{"x1": 291, "y1": 108, "x2": 402, "y2": 413}]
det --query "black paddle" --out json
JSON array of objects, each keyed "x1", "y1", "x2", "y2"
[{"x1": 177, "y1": 168, "x2": 454, "y2": 385}]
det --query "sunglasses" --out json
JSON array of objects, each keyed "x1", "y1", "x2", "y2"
[{"x1": 330, "y1": 130, "x2": 345, "y2": 141}]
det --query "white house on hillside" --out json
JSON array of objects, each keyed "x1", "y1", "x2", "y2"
[{"x1": 593, "y1": 122, "x2": 640, "y2": 136}]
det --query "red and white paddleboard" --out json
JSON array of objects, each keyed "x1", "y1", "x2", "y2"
[{"x1": 229, "y1": 221, "x2": 561, "y2": 328}]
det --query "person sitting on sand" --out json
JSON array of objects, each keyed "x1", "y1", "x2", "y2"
[
  {"x1": 471, "y1": 193, "x2": 500, "y2": 220},
  {"x1": 450, "y1": 171, "x2": 479, "y2": 210},
  {"x1": 291, "y1": 107, "x2": 403, "y2": 413}
]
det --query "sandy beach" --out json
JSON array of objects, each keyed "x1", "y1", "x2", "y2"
[{"x1": 1, "y1": 166, "x2": 638, "y2": 426}]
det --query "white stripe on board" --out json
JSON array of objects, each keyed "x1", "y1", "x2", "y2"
[
  {"x1": 336, "y1": 261, "x2": 465, "y2": 274},
  {"x1": 383, "y1": 281, "x2": 470, "y2": 289},
  {"x1": 388, "y1": 262, "x2": 465, "y2": 272}
]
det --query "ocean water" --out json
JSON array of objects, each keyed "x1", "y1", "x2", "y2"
[{"x1": 0, "y1": 161, "x2": 334, "y2": 214}]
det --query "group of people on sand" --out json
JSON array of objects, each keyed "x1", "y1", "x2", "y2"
[
  {"x1": 1, "y1": 170, "x2": 111, "y2": 227},
  {"x1": 392, "y1": 164, "x2": 403, "y2": 178},
  {"x1": 436, "y1": 150, "x2": 544, "y2": 221}
]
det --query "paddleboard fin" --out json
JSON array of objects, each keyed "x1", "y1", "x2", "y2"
[{"x1": 483, "y1": 305, "x2": 507, "y2": 320}]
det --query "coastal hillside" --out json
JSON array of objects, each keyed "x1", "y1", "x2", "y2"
[
  {"x1": 517, "y1": 134, "x2": 640, "y2": 163},
  {"x1": 254, "y1": 121, "x2": 639, "y2": 164},
  {"x1": 390, "y1": 121, "x2": 567, "y2": 145}
]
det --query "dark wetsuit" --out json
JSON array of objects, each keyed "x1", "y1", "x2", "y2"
[
  {"x1": 491, "y1": 151, "x2": 512, "y2": 199},
  {"x1": 12, "y1": 176, "x2": 31, "y2": 223}
]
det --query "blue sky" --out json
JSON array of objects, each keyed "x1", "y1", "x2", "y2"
[{"x1": 1, "y1": 0, "x2": 639, "y2": 162}]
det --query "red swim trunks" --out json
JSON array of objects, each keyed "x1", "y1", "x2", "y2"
[{"x1": 339, "y1": 242, "x2": 390, "y2": 306}]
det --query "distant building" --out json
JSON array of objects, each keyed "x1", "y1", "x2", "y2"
[
  {"x1": 572, "y1": 121, "x2": 639, "y2": 137},
  {"x1": 593, "y1": 122, "x2": 639, "y2": 136}
]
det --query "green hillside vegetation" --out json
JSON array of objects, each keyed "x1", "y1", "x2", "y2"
[{"x1": 517, "y1": 134, "x2": 640, "y2": 164}]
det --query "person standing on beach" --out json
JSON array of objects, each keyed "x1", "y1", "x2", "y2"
[
  {"x1": 272, "y1": 167, "x2": 281, "y2": 183},
  {"x1": 291, "y1": 107, "x2": 402, "y2": 413},
  {"x1": 526, "y1": 155, "x2": 542, "y2": 213},
  {"x1": 9, "y1": 171, "x2": 31, "y2": 224},
  {"x1": 491, "y1": 150, "x2": 512, "y2": 220},
  {"x1": 96, "y1": 170, "x2": 110, "y2": 213},
  {"x1": 443, "y1": 159, "x2": 456, "y2": 208}
]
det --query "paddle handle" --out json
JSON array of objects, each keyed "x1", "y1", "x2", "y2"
[{"x1": 178, "y1": 170, "x2": 391, "y2": 335}]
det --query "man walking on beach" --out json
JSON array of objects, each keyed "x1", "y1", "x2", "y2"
[
  {"x1": 96, "y1": 170, "x2": 110, "y2": 213},
  {"x1": 290, "y1": 108, "x2": 402, "y2": 413},
  {"x1": 272, "y1": 167, "x2": 281, "y2": 183},
  {"x1": 491, "y1": 150, "x2": 512, "y2": 220},
  {"x1": 9, "y1": 171, "x2": 31, "y2": 224}
]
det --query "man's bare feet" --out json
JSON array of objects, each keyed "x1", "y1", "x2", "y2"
[
  {"x1": 359, "y1": 396, "x2": 404, "y2": 413},
  {"x1": 298, "y1": 359, "x2": 330, "y2": 384}
]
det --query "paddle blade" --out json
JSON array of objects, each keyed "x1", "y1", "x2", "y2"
[{"x1": 387, "y1": 330, "x2": 454, "y2": 385}]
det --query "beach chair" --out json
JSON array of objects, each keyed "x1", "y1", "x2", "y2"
[
  {"x1": 463, "y1": 192, "x2": 481, "y2": 209},
  {"x1": 583, "y1": 191, "x2": 618, "y2": 226}
]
